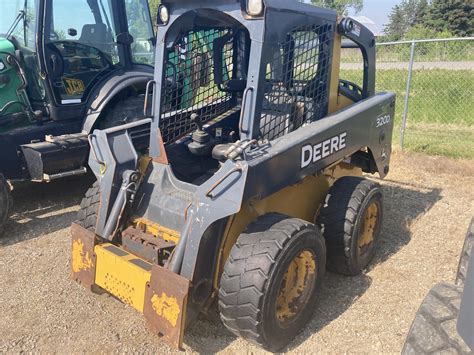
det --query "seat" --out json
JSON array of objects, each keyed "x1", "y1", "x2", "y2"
[
  {"x1": 79, "y1": 24, "x2": 108, "y2": 51},
  {"x1": 259, "y1": 91, "x2": 295, "y2": 140}
]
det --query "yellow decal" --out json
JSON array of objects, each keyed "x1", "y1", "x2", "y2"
[
  {"x1": 63, "y1": 78, "x2": 85, "y2": 96},
  {"x1": 151, "y1": 292, "x2": 180, "y2": 327},
  {"x1": 72, "y1": 239, "x2": 93, "y2": 273}
]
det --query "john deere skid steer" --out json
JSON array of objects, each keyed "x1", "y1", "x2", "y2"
[{"x1": 71, "y1": 0, "x2": 396, "y2": 350}]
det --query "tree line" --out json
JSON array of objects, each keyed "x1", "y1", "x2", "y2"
[{"x1": 384, "y1": 0, "x2": 473, "y2": 40}]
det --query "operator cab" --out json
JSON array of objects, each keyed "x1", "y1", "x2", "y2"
[
  {"x1": 155, "y1": 8, "x2": 251, "y2": 183},
  {"x1": 1, "y1": 0, "x2": 154, "y2": 112},
  {"x1": 150, "y1": 0, "x2": 373, "y2": 186}
]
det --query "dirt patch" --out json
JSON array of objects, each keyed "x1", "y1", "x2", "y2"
[{"x1": 0, "y1": 152, "x2": 473, "y2": 353}]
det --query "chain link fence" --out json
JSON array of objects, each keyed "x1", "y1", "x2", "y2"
[{"x1": 341, "y1": 38, "x2": 474, "y2": 159}]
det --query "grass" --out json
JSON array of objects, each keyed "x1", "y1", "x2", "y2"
[
  {"x1": 341, "y1": 42, "x2": 474, "y2": 63},
  {"x1": 340, "y1": 69, "x2": 474, "y2": 159}
]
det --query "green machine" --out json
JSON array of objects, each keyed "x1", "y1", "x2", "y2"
[
  {"x1": 0, "y1": 0, "x2": 156, "y2": 234},
  {"x1": 0, "y1": 37, "x2": 33, "y2": 125}
]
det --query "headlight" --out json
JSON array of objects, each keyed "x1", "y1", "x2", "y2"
[
  {"x1": 0, "y1": 60, "x2": 5, "y2": 71},
  {"x1": 158, "y1": 5, "x2": 170, "y2": 25},
  {"x1": 247, "y1": 0, "x2": 264, "y2": 16}
]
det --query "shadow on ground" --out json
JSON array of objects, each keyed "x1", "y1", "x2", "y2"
[
  {"x1": 0, "y1": 175, "x2": 94, "y2": 247},
  {"x1": 184, "y1": 180, "x2": 442, "y2": 352}
]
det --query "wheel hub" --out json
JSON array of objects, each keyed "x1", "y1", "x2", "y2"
[
  {"x1": 276, "y1": 250, "x2": 317, "y2": 326},
  {"x1": 358, "y1": 201, "x2": 379, "y2": 254}
]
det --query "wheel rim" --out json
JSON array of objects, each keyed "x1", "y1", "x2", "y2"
[
  {"x1": 358, "y1": 200, "x2": 380, "y2": 256},
  {"x1": 276, "y1": 250, "x2": 317, "y2": 327}
]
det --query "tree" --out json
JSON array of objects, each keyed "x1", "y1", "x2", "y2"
[
  {"x1": 383, "y1": 0, "x2": 430, "y2": 40},
  {"x1": 384, "y1": 5, "x2": 406, "y2": 40},
  {"x1": 425, "y1": 0, "x2": 473, "y2": 37},
  {"x1": 310, "y1": 0, "x2": 363, "y2": 16},
  {"x1": 148, "y1": 0, "x2": 161, "y2": 24}
]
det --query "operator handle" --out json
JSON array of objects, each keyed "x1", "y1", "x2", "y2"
[{"x1": 191, "y1": 113, "x2": 203, "y2": 131}]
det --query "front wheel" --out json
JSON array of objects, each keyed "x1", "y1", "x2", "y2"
[
  {"x1": 218, "y1": 214, "x2": 326, "y2": 352},
  {"x1": 76, "y1": 181, "x2": 100, "y2": 231},
  {"x1": 0, "y1": 174, "x2": 12, "y2": 235}
]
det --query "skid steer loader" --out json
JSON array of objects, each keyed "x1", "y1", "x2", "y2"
[
  {"x1": 0, "y1": 0, "x2": 155, "y2": 233},
  {"x1": 71, "y1": 0, "x2": 396, "y2": 351}
]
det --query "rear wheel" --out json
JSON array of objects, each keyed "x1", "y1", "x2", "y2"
[
  {"x1": 0, "y1": 174, "x2": 12, "y2": 235},
  {"x1": 218, "y1": 214, "x2": 326, "y2": 352},
  {"x1": 318, "y1": 177, "x2": 383, "y2": 276},
  {"x1": 76, "y1": 181, "x2": 100, "y2": 231}
]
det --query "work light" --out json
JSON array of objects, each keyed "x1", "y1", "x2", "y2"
[
  {"x1": 158, "y1": 5, "x2": 170, "y2": 25},
  {"x1": 247, "y1": 0, "x2": 264, "y2": 16}
]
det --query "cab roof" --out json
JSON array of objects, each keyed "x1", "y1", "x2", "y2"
[{"x1": 162, "y1": 0, "x2": 337, "y2": 22}]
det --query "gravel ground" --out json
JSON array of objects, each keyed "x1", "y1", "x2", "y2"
[{"x1": 0, "y1": 152, "x2": 473, "y2": 354}]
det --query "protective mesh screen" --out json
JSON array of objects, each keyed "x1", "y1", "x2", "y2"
[
  {"x1": 260, "y1": 23, "x2": 334, "y2": 141},
  {"x1": 160, "y1": 28, "x2": 234, "y2": 143}
]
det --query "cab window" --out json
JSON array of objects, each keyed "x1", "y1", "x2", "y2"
[
  {"x1": 125, "y1": 0, "x2": 154, "y2": 65},
  {"x1": 45, "y1": 0, "x2": 118, "y2": 103}
]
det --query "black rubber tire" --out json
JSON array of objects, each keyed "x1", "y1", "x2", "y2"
[
  {"x1": 218, "y1": 213, "x2": 326, "y2": 352},
  {"x1": 455, "y1": 218, "x2": 474, "y2": 287},
  {"x1": 403, "y1": 283, "x2": 471, "y2": 354},
  {"x1": 318, "y1": 176, "x2": 383, "y2": 276},
  {"x1": 0, "y1": 174, "x2": 13, "y2": 235},
  {"x1": 100, "y1": 96, "x2": 146, "y2": 129},
  {"x1": 76, "y1": 181, "x2": 100, "y2": 231}
]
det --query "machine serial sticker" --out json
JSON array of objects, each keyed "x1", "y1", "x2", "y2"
[{"x1": 301, "y1": 132, "x2": 347, "y2": 168}]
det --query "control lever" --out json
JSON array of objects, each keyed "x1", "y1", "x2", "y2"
[{"x1": 188, "y1": 113, "x2": 215, "y2": 156}]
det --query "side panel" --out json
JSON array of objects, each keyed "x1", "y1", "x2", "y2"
[{"x1": 244, "y1": 92, "x2": 395, "y2": 201}]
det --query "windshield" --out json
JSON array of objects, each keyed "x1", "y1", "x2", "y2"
[
  {"x1": 1, "y1": 0, "x2": 37, "y2": 49},
  {"x1": 0, "y1": 1, "x2": 23, "y2": 35}
]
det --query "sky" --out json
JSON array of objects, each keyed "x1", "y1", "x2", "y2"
[
  {"x1": 349, "y1": 0, "x2": 400, "y2": 30},
  {"x1": 300, "y1": 0, "x2": 400, "y2": 32},
  {"x1": 1, "y1": 0, "x2": 401, "y2": 36}
]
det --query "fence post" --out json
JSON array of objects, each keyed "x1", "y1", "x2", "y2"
[{"x1": 400, "y1": 40, "x2": 416, "y2": 149}]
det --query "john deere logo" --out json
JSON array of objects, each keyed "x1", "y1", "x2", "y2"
[{"x1": 301, "y1": 132, "x2": 347, "y2": 169}]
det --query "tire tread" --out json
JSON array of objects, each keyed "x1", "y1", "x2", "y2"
[
  {"x1": 76, "y1": 181, "x2": 100, "y2": 231},
  {"x1": 403, "y1": 283, "x2": 471, "y2": 354},
  {"x1": 318, "y1": 176, "x2": 382, "y2": 275},
  {"x1": 218, "y1": 213, "x2": 322, "y2": 351}
]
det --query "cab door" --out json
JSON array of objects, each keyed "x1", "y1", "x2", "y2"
[{"x1": 43, "y1": 0, "x2": 119, "y2": 105}]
